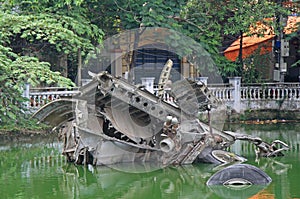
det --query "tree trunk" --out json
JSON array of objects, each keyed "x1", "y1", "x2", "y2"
[
  {"x1": 77, "y1": 48, "x2": 82, "y2": 86},
  {"x1": 59, "y1": 54, "x2": 68, "y2": 77},
  {"x1": 238, "y1": 30, "x2": 243, "y2": 75},
  {"x1": 128, "y1": 28, "x2": 146, "y2": 84},
  {"x1": 128, "y1": 31, "x2": 140, "y2": 83}
]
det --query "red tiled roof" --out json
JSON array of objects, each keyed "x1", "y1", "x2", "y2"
[{"x1": 224, "y1": 16, "x2": 300, "y2": 61}]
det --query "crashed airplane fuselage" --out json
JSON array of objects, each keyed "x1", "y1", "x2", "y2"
[{"x1": 33, "y1": 71, "x2": 289, "y2": 167}]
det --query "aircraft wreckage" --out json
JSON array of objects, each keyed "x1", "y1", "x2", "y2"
[{"x1": 33, "y1": 60, "x2": 289, "y2": 168}]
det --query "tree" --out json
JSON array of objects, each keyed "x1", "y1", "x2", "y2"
[
  {"x1": 0, "y1": 0, "x2": 104, "y2": 128},
  {"x1": 222, "y1": 0, "x2": 285, "y2": 75},
  {"x1": 87, "y1": 0, "x2": 223, "y2": 79},
  {"x1": 105, "y1": 0, "x2": 281, "y2": 78},
  {"x1": 0, "y1": 0, "x2": 104, "y2": 80},
  {"x1": 104, "y1": 0, "x2": 188, "y2": 70},
  {"x1": 180, "y1": 0, "x2": 288, "y2": 78},
  {"x1": 0, "y1": 45, "x2": 74, "y2": 129},
  {"x1": 180, "y1": 0, "x2": 236, "y2": 76}
]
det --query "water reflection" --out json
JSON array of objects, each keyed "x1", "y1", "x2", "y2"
[
  {"x1": 61, "y1": 164, "x2": 211, "y2": 199},
  {"x1": 0, "y1": 123, "x2": 300, "y2": 199},
  {"x1": 256, "y1": 158, "x2": 292, "y2": 175},
  {"x1": 208, "y1": 185, "x2": 267, "y2": 199},
  {"x1": 227, "y1": 123, "x2": 300, "y2": 199},
  {"x1": 228, "y1": 123, "x2": 300, "y2": 155},
  {"x1": 60, "y1": 163, "x2": 272, "y2": 199}
]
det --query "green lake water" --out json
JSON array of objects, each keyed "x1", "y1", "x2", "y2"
[{"x1": 0, "y1": 123, "x2": 299, "y2": 199}]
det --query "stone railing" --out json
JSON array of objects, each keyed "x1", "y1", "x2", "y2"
[
  {"x1": 208, "y1": 84, "x2": 233, "y2": 101},
  {"x1": 238, "y1": 82, "x2": 300, "y2": 112},
  {"x1": 153, "y1": 87, "x2": 175, "y2": 104},
  {"x1": 27, "y1": 87, "x2": 79, "y2": 109},
  {"x1": 240, "y1": 83, "x2": 300, "y2": 101},
  {"x1": 25, "y1": 78, "x2": 300, "y2": 112},
  {"x1": 152, "y1": 83, "x2": 234, "y2": 103}
]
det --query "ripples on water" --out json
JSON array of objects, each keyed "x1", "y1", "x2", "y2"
[{"x1": 0, "y1": 123, "x2": 299, "y2": 199}]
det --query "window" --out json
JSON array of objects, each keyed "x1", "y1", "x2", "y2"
[{"x1": 134, "y1": 47, "x2": 181, "y2": 84}]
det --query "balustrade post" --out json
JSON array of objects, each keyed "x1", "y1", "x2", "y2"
[
  {"x1": 22, "y1": 83, "x2": 30, "y2": 107},
  {"x1": 197, "y1": 77, "x2": 208, "y2": 85},
  {"x1": 229, "y1": 77, "x2": 241, "y2": 113}
]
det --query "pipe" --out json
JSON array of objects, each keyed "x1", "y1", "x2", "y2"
[{"x1": 160, "y1": 138, "x2": 175, "y2": 153}]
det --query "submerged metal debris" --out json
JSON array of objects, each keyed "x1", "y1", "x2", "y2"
[
  {"x1": 206, "y1": 164, "x2": 272, "y2": 186},
  {"x1": 206, "y1": 164, "x2": 272, "y2": 199},
  {"x1": 33, "y1": 67, "x2": 289, "y2": 167}
]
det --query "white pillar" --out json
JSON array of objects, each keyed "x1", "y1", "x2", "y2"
[
  {"x1": 198, "y1": 77, "x2": 208, "y2": 85},
  {"x1": 22, "y1": 83, "x2": 30, "y2": 108},
  {"x1": 229, "y1": 77, "x2": 241, "y2": 113},
  {"x1": 141, "y1": 77, "x2": 155, "y2": 94}
]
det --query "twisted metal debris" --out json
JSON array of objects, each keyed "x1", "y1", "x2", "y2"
[{"x1": 33, "y1": 66, "x2": 289, "y2": 168}]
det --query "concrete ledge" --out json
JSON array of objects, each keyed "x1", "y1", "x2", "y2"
[{"x1": 227, "y1": 109, "x2": 300, "y2": 122}]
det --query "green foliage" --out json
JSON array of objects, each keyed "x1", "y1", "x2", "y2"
[
  {"x1": 110, "y1": 0, "x2": 281, "y2": 79},
  {"x1": 106, "y1": 0, "x2": 229, "y2": 76},
  {"x1": 111, "y1": 0, "x2": 187, "y2": 30},
  {"x1": 222, "y1": 0, "x2": 287, "y2": 77},
  {"x1": 0, "y1": 0, "x2": 104, "y2": 129},
  {"x1": 0, "y1": 11, "x2": 103, "y2": 55},
  {"x1": 289, "y1": 23, "x2": 300, "y2": 67},
  {"x1": 222, "y1": 0, "x2": 281, "y2": 35},
  {"x1": 0, "y1": 0, "x2": 104, "y2": 81},
  {"x1": 181, "y1": 0, "x2": 287, "y2": 79},
  {"x1": 0, "y1": 45, "x2": 74, "y2": 129},
  {"x1": 0, "y1": 0, "x2": 294, "y2": 130},
  {"x1": 178, "y1": 0, "x2": 239, "y2": 76},
  {"x1": 241, "y1": 45, "x2": 274, "y2": 83}
]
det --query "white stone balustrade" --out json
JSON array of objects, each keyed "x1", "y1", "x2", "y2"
[
  {"x1": 241, "y1": 83, "x2": 300, "y2": 101},
  {"x1": 153, "y1": 87, "x2": 175, "y2": 104},
  {"x1": 29, "y1": 87, "x2": 79, "y2": 109},
  {"x1": 26, "y1": 80, "x2": 300, "y2": 113},
  {"x1": 209, "y1": 84, "x2": 233, "y2": 101}
]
